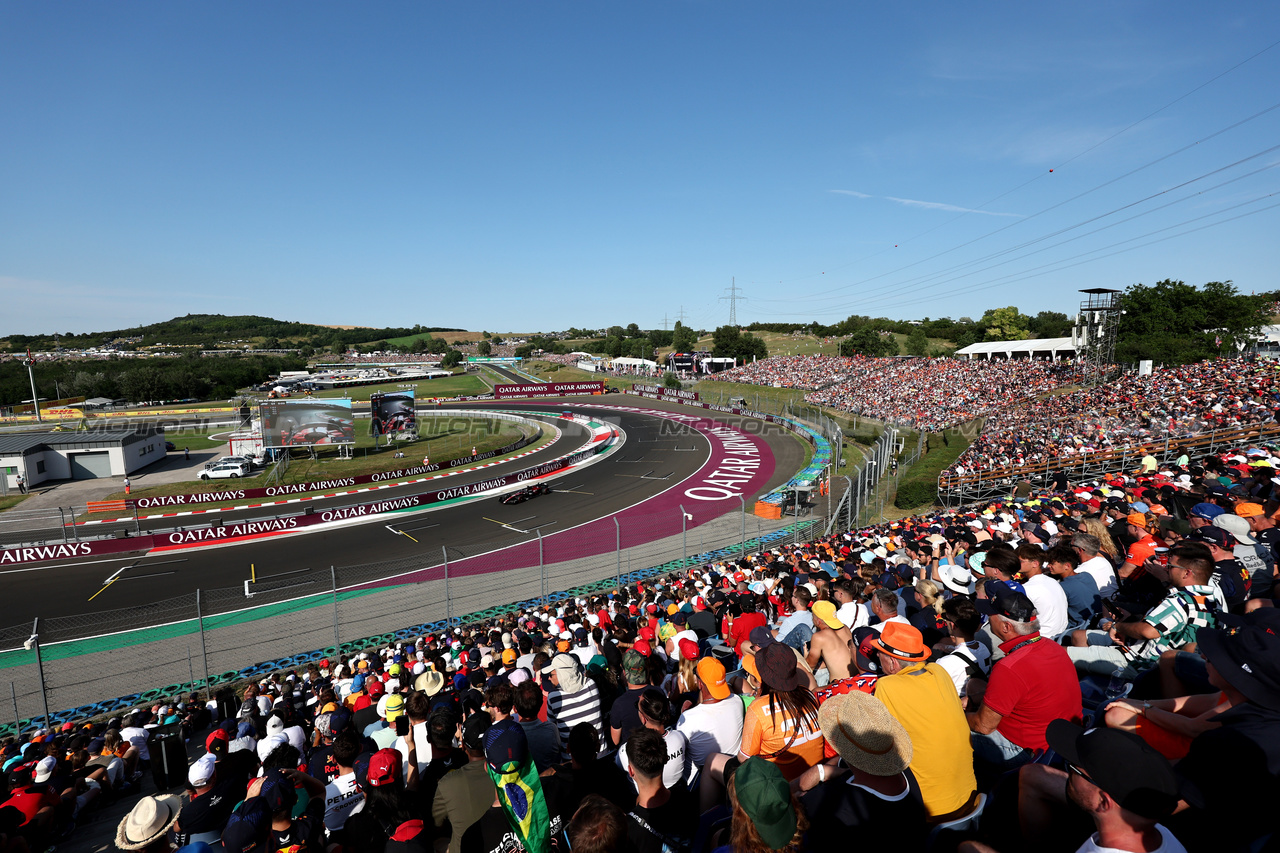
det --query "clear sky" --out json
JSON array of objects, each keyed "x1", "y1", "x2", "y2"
[{"x1": 3, "y1": 2, "x2": 1278, "y2": 336}]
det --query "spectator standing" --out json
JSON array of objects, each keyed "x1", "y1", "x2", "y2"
[
  {"x1": 1016, "y1": 544, "x2": 1070, "y2": 640},
  {"x1": 542, "y1": 653, "x2": 603, "y2": 759},
  {"x1": 610, "y1": 650, "x2": 651, "y2": 747},
  {"x1": 624, "y1": 727, "x2": 697, "y2": 853},
  {"x1": 433, "y1": 713, "x2": 498, "y2": 853},
  {"x1": 514, "y1": 680, "x2": 561, "y2": 772}
]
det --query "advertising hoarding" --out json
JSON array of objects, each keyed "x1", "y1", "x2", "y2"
[
  {"x1": 370, "y1": 390, "x2": 417, "y2": 436},
  {"x1": 493, "y1": 381, "x2": 605, "y2": 399},
  {"x1": 259, "y1": 399, "x2": 355, "y2": 448}
]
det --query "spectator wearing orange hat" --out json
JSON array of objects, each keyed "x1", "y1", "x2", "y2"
[
  {"x1": 871, "y1": 621, "x2": 979, "y2": 822},
  {"x1": 676, "y1": 656, "x2": 744, "y2": 767},
  {"x1": 1118, "y1": 512, "x2": 1158, "y2": 579}
]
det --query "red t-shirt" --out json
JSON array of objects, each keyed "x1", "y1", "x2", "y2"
[
  {"x1": 728, "y1": 612, "x2": 767, "y2": 655},
  {"x1": 2, "y1": 785, "x2": 59, "y2": 825},
  {"x1": 982, "y1": 633, "x2": 1082, "y2": 751}
]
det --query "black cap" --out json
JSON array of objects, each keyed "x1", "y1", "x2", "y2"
[
  {"x1": 975, "y1": 580, "x2": 1037, "y2": 623},
  {"x1": 1046, "y1": 720, "x2": 1199, "y2": 818},
  {"x1": 1196, "y1": 621, "x2": 1280, "y2": 711},
  {"x1": 462, "y1": 712, "x2": 492, "y2": 750},
  {"x1": 1187, "y1": 526, "x2": 1232, "y2": 549}
]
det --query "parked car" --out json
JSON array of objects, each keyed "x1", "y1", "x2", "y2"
[
  {"x1": 165, "y1": 441, "x2": 176, "y2": 451},
  {"x1": 199, "y1": 461, "x2": 249, "y2": 480}
]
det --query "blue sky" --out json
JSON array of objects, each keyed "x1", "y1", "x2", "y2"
[{"x1": 3, "y1": 2, "x2": 1278, "y2": 336}]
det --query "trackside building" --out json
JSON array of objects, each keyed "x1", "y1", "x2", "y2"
[{"x1": 0, "y1": 428, "x2": 167, "y2": 490}]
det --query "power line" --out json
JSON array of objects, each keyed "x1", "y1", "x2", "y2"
[{"x1": 756, "y1": 36, "x2": 1280, "y2": 294}]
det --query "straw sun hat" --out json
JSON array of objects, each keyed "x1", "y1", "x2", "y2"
[{"x1": 817, "y1": 690, "x2": 912, "y2": 777}]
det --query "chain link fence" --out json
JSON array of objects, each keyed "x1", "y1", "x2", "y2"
[{"x1": 0, "y1": 500, "x2": 838, "y2": 736}]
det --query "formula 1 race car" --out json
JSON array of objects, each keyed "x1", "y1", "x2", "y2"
[{"x1": 498, "y1": 482, "x2": 552, "y2": 504}]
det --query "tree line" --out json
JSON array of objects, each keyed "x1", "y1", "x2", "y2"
[{"x1": 0, "y1": 354, "x2": 307, "y2": 408}]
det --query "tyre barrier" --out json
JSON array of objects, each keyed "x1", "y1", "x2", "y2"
[{"x1": 0, "y1": 516, "x2": 824, "y2": 738}]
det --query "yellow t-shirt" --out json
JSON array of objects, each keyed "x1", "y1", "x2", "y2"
[{"x1": 874, "y1": 662, "x2": 977, "y2": 818}]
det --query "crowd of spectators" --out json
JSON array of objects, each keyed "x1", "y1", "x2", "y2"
[
  {"x1": 2, "y1": 439, "x2": 1276, "y2": 853},
  {"x1": 948, "y1": 357, "x2": 1280, "y2": 478},
  {"x1": 713, "y1": 356, "x2": 1080, "y2": 430}
]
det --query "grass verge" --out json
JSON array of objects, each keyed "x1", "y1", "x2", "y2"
[{"x1": 892, "y1": 426, "x2": 975, "y2": 511}]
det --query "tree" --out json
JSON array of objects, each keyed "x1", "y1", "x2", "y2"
[
  {"x1": 441, "y1": 349, "x2": 463, "y2": 368},
  {"x1": 980, "y1": 306, "x2": 1031, "y2": 341},
  {"x1": 477, "y1": 340, "x2": 492, "y2": 356},
  {"x1": 840, "y1": 327, "x2": 898, "y2": 357},
  {"x1": 1028, "y1": 311, "x2": 1072, "y2": 338},
  {"x1": 1115, "y1": 279, "x2": 1267, "y2": 364},
  {"x1": 905, "y1": 327, "x2": 930, "y2": 356},
  {"x1": 663, "y1": 371, "x2": 682, "y2": 389},
  {"x1": 671, "y1": 322, "x2": 697, "y2": 353}
]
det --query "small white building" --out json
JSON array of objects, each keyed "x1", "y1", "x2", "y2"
[{"x1": 1, "y1": 428, "x2": 167, "y2": 490}]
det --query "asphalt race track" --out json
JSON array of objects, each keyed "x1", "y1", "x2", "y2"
[{"x1": 0, "y1": 399, "x2": 806, "y2": 623}]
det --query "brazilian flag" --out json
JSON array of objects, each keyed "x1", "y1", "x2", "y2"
[{"x1": 485, "y1": 718, "x2": 550, "y2": 853}]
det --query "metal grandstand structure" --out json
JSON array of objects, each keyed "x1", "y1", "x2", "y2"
[{"x1": 1075, "y1": 287, "x2": 1123, "y2": 386}]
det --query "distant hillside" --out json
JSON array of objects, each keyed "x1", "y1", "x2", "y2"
[{"x1": 2, "y1": 315, "x2": 464, "y2": 352}]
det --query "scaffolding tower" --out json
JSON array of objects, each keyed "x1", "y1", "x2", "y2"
[{"x1": 1074, "y1": 288, "x2": 1122, "y2": 386}]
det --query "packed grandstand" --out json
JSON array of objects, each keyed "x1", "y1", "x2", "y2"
[{"x1": 5, "y1": 357, "x2": 1279, "y2": 853}]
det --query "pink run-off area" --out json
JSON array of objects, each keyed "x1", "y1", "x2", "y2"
[{"x1": 356, "y1": 406, "x2": 776, "y2": 589}]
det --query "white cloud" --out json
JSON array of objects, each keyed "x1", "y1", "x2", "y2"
[{"x1": 828, "y1": 190, "x2": 1018, "y2": 217}]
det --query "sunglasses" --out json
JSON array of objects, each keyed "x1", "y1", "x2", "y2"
[{"x1": 1067, "y1": 762, "x2": 1093, "y2": 782}]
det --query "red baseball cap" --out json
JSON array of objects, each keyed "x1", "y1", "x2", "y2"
[{"x1": 366, "y1": 748, "x2": 401, "y2": 788}]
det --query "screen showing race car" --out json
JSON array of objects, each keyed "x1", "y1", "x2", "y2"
[
  {"x1": 370, "y1": 391, "x2": 416, "y2": 436},
  {"x1": 259, "y1": 399, "x2": 356, "y2": 448}
]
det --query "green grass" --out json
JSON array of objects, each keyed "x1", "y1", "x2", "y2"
[
  {"x1": 0, "y1": 494, "x2": 30, "y2": 511},
  {"x1": 304, "y1": 373, "x2": 488, "y2": 400},
  {"x1": 892, "y1": 425, "x2": 975, "y2": 511},
  {"x1": 101, "y1": 418, "x2": 545, "y2": 510}
]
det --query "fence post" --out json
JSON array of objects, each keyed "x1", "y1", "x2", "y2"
[
  {"x1": 442, "y1": 548, "x2": 451, "y2": 626},
  {"x1": 27, "y1": 619, "x2": 50, "y2": 730},
  {"x1": 680, "y1": 506, "x2": 688, "y2": 570},
  {"x1": 537, "y1": 530, "x2": 545, "y2": 605},
  {"x1": 57, "y1": 508, "x2": 67, "y2": 544},
  {"x1": 195, "y1": 589, "x2": 211, "y2": 691},
  {"x1": 10, "y1": 683, "x2": 18, "y2": 736},
  {"x1": 739, "y1": 496, "x2": 746, "y2": 559},
  {"x1": 133, "y1": 503, "x2": 141, "y2": 536},
  {"x1": 330, "y1": 566, "x2": 341, "y2": 648},
  {"x1": 613, "y1": 517, "x2": 621, "y2": 586}
]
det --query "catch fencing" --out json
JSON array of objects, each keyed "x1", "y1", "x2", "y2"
[{"x1": 0, "y1": 502, "x2": 834, "y2": 737}]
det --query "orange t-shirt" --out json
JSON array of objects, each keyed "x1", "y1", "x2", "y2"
[
  {"x1": 1126, "y1": 534, "x2": 1157, "y2": 567},
  {"x1": 740, "y1": 696, "x2": 824, "y2": 781}
]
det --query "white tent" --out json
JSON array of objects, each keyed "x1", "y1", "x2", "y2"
[
  {"x1": 608, "y1": 357, "x2": 660, "y2": 370},
  {"x1": 954, "y1": 336, "x2": 1076, "y2": 360}
]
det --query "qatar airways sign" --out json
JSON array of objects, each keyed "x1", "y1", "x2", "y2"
[{"x1": 494, "y1": 382, "x2": 604, "y2": 399}]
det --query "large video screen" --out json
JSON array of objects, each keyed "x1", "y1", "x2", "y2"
[
  {"x1": 370, "y1": 391, "x2": 416, "y2": 436},
  {"x1": 259, "y1": 399, "x2": 355, "y2": 448}
]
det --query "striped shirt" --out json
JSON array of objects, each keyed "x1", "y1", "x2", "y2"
[
  {"x1": 1131, "y1": 584, "x2": 1225, "y2": 660},
  {"x1": 546, "y1": 682, "x2": 602, "y2": 757}
]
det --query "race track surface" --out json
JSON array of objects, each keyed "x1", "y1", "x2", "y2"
[{"x1": 1, "y1": 400, "x2": 805, "y2": 623}]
